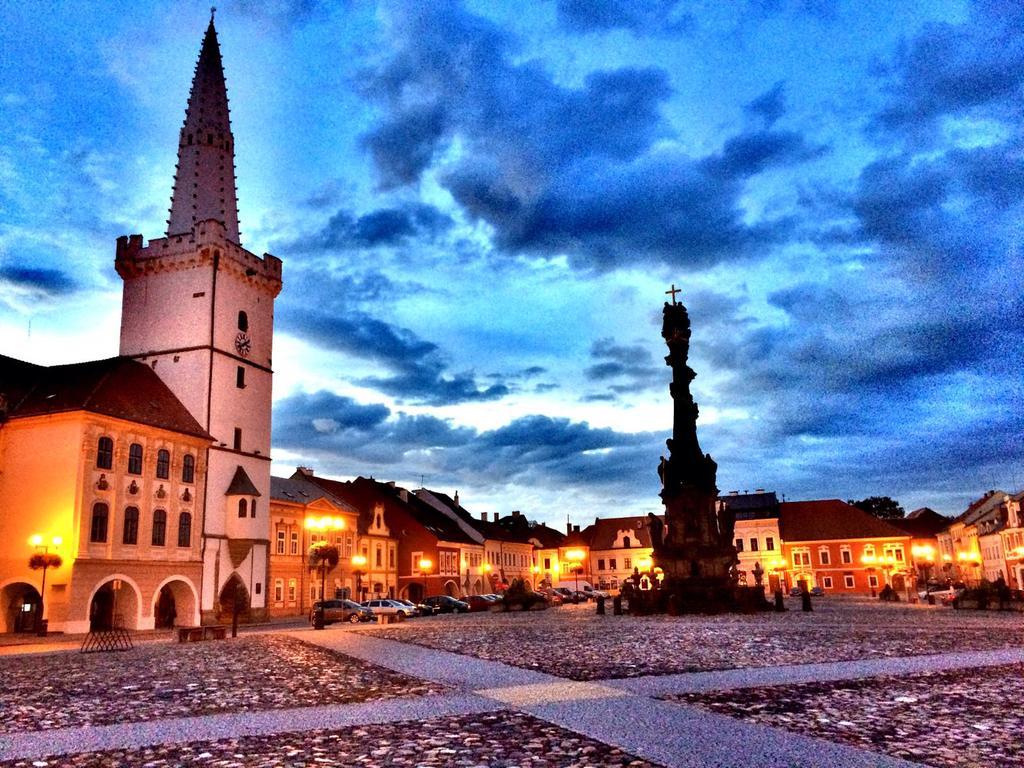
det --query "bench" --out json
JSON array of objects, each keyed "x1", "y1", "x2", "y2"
[{"x1": 177, "y1": 625, "x2": 228, "y2": 642}]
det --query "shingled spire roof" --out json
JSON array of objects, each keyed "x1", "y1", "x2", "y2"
[{"x1": 167, "y1": 15, "x2": 241, "y2": 243}]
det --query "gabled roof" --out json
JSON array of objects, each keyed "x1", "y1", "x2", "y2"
[
  {"x1": 226, "y1": 465, "x2": 260, "y2": 497},
  {"x1": 889, "y1": 507, "x2": 951, "y2": 539},
  {"x1": 0, "y1": 354, "x2": 210, "y2": 440},
  {"x1": 719, "y1": 491, "x2": 780, "y2": 520},
  {"x1": 949, "y1": 490, "x2": 1009, "y2": 528},
  {"x1": 270, "y1": 475, "x2": 358, "y2": 513},
  {"x1": 779, "y1": 499, "x2": 909, "y2": 542}
]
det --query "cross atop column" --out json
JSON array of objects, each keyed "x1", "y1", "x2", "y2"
[
  {"x1": 665, "y1": 284, "x2": 681, "y2": 305},
  {"x1": 210, "y1": 6, "x2": 216, "y2": 22}
]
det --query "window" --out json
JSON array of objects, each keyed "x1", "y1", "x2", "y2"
[
  {"x1": 290, "y1": 532, "x2": 298, "y2": 555},
  {"x1": 182, "y1": 454, "x2": 195, "y2": 483},
  {"x1": 178, "y1": 512, "x2": 192, "y2": 547},
  {"x1": 544, "y1": 557, "x2": 551, "y2": 570},
  {"x1": 863, "y1": 544, "x2": 876, "y2": 559},
  {"x1": 624, "y1": 557, "x2": 632, "y2": 570},
  {"x1": 844, "y1": 574, "x2": 855, "y2": 589},
  {"x1": 868, "y1": 574, "x2": 879, "y2": 588},
  {"x1": 233, "y1": 428, "x2": 242, "y2": 451},
  {"x1": 840, "y1": 546, "x2": 852, "y2": 564},
  {"x1": 735, "y1": 538, "x2": 744, "y2": 551},
  {"x1": 819, "y1": 548, "x2": 831, "y2": 565},
  {"x1": 793, "y1": 549, "x2": 811, "y2": 566},
  {"x1": 255, "y1": 583, "x2": 261, "y2": 595},
  {"x1": 90, "y1": 503, "x2": 109, "y2": 543},
  {"x1": 749, "y1": 538, "x2": 759, "y2": 552},
  {"x1": 623, "y1": 536, "x2": 632, "y2": 548},
  {"x1": 128, "y1": 443, "x2": 143, "y2": 474},
  {"x1": 236, "y1": 366, "x2": 245, "y2": 388},
  {"x1": 238, "y1": 499, "x2": 248, "y2": 518},
  {"x1": 152, "y1": 509, "x2": 167, "y2": 546},
  {"x1": 156, "y1": 449, "x2": 170, "y2": 479},
  {"x1": 97, "y1": 437, "x2": 114, "y2": 469},
  {"x1": 288, "y1": 579, "x2": 297, "y2": 602},
  {"x1": 250, "y1": 499, "x2": 257, "y2": 518},
  {"x1": 274, "y1": 579, "x2": 283, "y2": 602},
  {"x1": 822, "y1": 576, "x2": 834, "y2": 589},
  {"x1": 238, "y1": 310, "x2": 248, "y2": 332},
  {"x1": 609, "y1": 558, "x2": 617, "y2": 570},
  {"x1": 123, "y1": 506, "x2": 139, "y2": 545},
  {"x1": 376, "y1": 546, "x2": 383, "y2": 568},
  {"x1": 766, "y1": 537, "x2": 775, "y2": 551},
  {"x1": 597, "y1": 559, "x2": 606, "y2": 571},
  {"x1": 389, "y1": 547, "x2": 396, "y2": 569},
  {"x1": 277, "y1": 529, "x2": 285, "y2": 555}
]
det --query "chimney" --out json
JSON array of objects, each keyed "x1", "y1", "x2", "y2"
[
  {"x1": 296, "y1": 466, "x2": 314, "y2": 477},
  {"x1": 454, "y1": 490, "x2": 460, "y2": 507},
  {"x1": 573, "y1": 524, "x2": 581, "y2": 534},
  {"x1": 399, "y1": 489, "x2": 408, "y2": 502},
  {"x1": 512, "y1": 510, "x2": 521, "y2": 518},
  {"x1": 480, "y1": 512, "x2": 488, "y2": 521},
  {"x1": 567, "y1": 521, "x2": 573, "y2": 535},
  {"x1": 493, "y1": 512, "x2": 500, "y2": 523}
]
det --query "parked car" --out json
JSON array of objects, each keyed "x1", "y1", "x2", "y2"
[
  {"x1": 789, "y1": 587, "x2": 803, "y2": 597},
  {"x1": 362, "y1": 599, "x2": 414, "y2": 618},
  {"x1": 423, "y1": 595, "x2": 470, "y2": 613},
  {"x1": 556, "y1": 580, "x2": 608, "y2": 599},
  {"x1": 810, "y1": 586, "x2": 825, "y2": 597},
  {"x1": 553, "y1": 587, "x2": 582, "y2": 604},
  {"x1": 465, "y1": 594, "x2": 500, "y2": 612},
  {"x1": 394, "y1": 598, "x2": 436, "y2": 616},
  {"x1": 310, "y1": 599, "x2": 372, "y2": 625},
  {"x1": 917, "y1": 583, "x2": 964, "y2": 604}
]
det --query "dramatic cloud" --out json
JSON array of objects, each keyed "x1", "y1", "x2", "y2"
[
  {"x1": 584, "y1": 337, "x2": 663, "y2": 397},
  {"x1": 554, "y1": 0, "x2": 695, "y2": 37},
  {"x1": 0, "y1": 266, "x2": 77, "y2": 297},
  {"x1": 303, "y1": 203, "x2": 453, "y2": 250}
]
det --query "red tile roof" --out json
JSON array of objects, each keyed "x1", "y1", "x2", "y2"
[
  {"x1": 779, "y1": 499, "x2": 909, "y2": 542},
  {"x1": 0, "y1": 354, "x2": 209, "y2": 439}
]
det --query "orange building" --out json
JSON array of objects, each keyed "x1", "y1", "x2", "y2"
[{"x1": 779, "y1": 500, "x2": 913, "y2": 595}]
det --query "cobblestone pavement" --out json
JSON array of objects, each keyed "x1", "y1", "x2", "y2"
[
  {"x1": 0, "y1": 711, "x2": 656, "y2": 768},
  {"x1": 0, "y1": 634, "x2": 443, "y2": 733},
  {"x1": 665, "y1": 662, "x2": 1024, "y2": 767},
  {"x1": 365, "y1": 601, "x2": 1023, "y2": 680}
]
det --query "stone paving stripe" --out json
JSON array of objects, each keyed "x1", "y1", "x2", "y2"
[
  {"x1": 477, "y1": 681, "x2": 630, "y2": 707},
  {"x1": 522, "y1": 695, "x2": 917, "y2": 768},
  {"x1": 0, "y1": 692, "x2": 501, "y2": 762},
  {"x1": 609, "y1": 646, "x2": 1024, "y2": 697},
  {"x1": 292, "y1": 629, "x2": 561, "y2": 688}
]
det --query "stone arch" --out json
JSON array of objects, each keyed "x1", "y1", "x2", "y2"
[
  {"x1": 404, "y1": 582, "x2": 425, "y2": 602},
  {"x1": 87, "y1": 574, "x2": 143, "y2": 630},
  {"x1": 1, "y1": 580, "x2": 41, "y2": 633},
  {"x1": 152, "y1": 576, "x2": 200, "y2": 629},
  {"x1": 443, "y1": 580, "x2": 458, "y2": 597},
  {"x1": 218, "y1": 573, "x2": 251, "y2": 622},
  {"x1": 473, "y1": 578, "x2": 483, "y2": 595}
]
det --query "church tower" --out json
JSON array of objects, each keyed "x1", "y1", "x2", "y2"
[{"x1": 115, "y1": 15, "x2": 282, "y2": 623}]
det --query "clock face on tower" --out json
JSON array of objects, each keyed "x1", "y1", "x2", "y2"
[{"x1": 234, "y1": 331, "x2": 252, "y2": 357}]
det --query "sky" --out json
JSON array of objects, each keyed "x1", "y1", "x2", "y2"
[{"x1": 1, "y1": 0, "x2": 1022, "y2": 526}]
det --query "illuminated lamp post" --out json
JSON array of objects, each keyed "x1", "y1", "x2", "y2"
[
  {"x1": 767, "y1": 557, "x2": 787, "y2": 592},
  {"x1": 958, "y1": 551, "x2": 982, "y2": 586},
  {"x1": 419, "y1": 557, "x2": 433, "y2": 595},
  {"x1": 351, "y1": 554, "x2": 368, "y2": 603},
  {"x1": 28, "y1": 535, "x2": 62, "y2": 636},
  {"x1": 911, "y1": 544, "x2": 936, "y2": 589},
  {"x1": 565, "y1": 549, "x2": 586, "y2": 595},
  {"x1": 305, "y1": 515, "x2": 346, "y2": 629}
]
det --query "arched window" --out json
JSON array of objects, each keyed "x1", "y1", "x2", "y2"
[
  {"x1": 123, "y1": 506, "x2": 139, "y2": 545},
  {"x1": 90, "y1": 503, "x2": 109, "y2": 543},
  {"x1": 156, "y1": 449, "x2": 170, "y2": 479},
  {"x1": 623, "y1": 536, "x2": 632, "y2": 549},
  {"x1": 250, "y1": 499, "x2": 257, "y2": 518},
  {"x1": 128, "y1": 443, "x2": 143, "y2": 474},
  {"x1": 237, "y1": 310, "x2": 248, "y2": 332},
  {"x1": 182, "y1": 454, "x2": 195, "y2": 484},
  {"x1": 178, "y1": 512, "x2": 192, "y2": 547},
  {"x1": 152, "y1": 509, "x2": 167, "y2": 546},
  {"x1": 238, "y1": 499, "x2": 248, "y2": 518},
  {"x1": 97, "y1": 437, "x2": 114, "y2": 469}
]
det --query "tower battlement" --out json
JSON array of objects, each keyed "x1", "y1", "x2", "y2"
[{"x1": 116, "y1": 219, "x2": 282, "y2": 296}]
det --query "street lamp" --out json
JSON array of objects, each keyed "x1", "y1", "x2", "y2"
[
  {"x1": 351, "y1": 554, "x2": 367, "y2": 602},
  {"x1": 28, "y1": 535, "x2": 62, "y2": 636}
]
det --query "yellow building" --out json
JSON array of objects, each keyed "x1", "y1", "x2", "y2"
[{"x1": 0, "y1": 356, "x2": 210, "y2": 633}]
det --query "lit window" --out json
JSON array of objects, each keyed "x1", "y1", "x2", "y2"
[
  {"x1": 288, "y1": 579, "x2": 297, "y2": 602},
  {"x1": 97, "y1": 437, "x2": 114, "y2": 469},
  {"x1": 274, "y1": 579, "x2": 283, "y2": 602},
  {"x1": 276, "y1": 530, "x2": 285, "y2": 555},
  {"x1": 290, "y1": 532, "x2": 298, "y2": 555}
]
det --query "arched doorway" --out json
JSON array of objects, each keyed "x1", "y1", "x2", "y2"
[
  {"x1": 218, "y1": 574, "x2": 250, "y2": 623},
  {"x1": 2, "y1": 582, "x2": 41, "y2": 633},
  {"x1": 89, "y1": 578, "x2": 140, "y2": 630},
  {"x1": 153, "y1": 579, "x2": 198, "y2": 629},
  {"x1": 891, "y1": 574, "x2": 905, "y2": 592},
  {"x1": 407, "y1": 583, "x2": 425, "y2": 602},
  {"x1": 443, "y1": 580, "x2": 458, "y2": 597}
]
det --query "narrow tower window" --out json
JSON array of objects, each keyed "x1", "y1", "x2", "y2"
[
  {"x1": 251, "y1": 499, "x2": 257, "y2": 518},
  {"x1": 97, "y1": 437, "x2": 114, "y2": 469},
  {"x1": 233, "y1": 428, "x2": 242, "y2": 450},
  {"x1": 238, "y1": 499, "x2": 248, "y2": 518},
  {"x1": 236, "y1": 366, "x2": 245, "y2": 388},
  {"x1": 237, "y1": 311, "x2": 248, "y2": 332}
]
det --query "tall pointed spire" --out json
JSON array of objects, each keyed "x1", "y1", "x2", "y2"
[{"x1": 167, "y1": 15, "x2": 241, "y2": 243}]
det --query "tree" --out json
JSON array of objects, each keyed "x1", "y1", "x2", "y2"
[
  {"x1": 849, "y1": 496, "x2": 905, "y2": 520},
  {"x1": 308, "y1": 542, "x2": 340, "y2": 598}
]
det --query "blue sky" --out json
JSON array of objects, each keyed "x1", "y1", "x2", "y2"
[{"x1": 1, "y1": 0, "x2": 1021, "y2": 525}]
